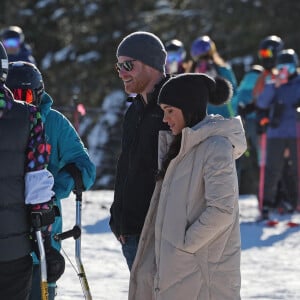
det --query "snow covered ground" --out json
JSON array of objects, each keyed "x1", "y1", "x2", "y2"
[{"x1": 56, "y1": 191, "x2": 300, "y2": 300}]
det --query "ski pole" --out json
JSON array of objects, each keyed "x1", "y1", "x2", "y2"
[
  {"x1": 296, "y1": 107, "x2": 300, "y2": 211},
  {"x1": 32, "y1": 213, "x2": 49, "y2": 300},
  {"x1": 258, "y1": 132, "x2": 267, "y2": 213},
  {"x1": 75, "y1": 191, "x2": 92, "y2": 300},
  {"x1": 56, "y1": 163, "x2": 92, "y2": 299}
]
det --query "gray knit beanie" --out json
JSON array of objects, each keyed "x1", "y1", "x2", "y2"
[{"x1": 116, "y1": 31, "x2": 167, "y2": 73}]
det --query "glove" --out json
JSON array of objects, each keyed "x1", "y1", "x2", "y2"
[
  {"x1": 237, "y1": 103, "x2": 247, "y2": 119},
  {"x1": 256, "y1": 108, "x2": 270, "y2": 134},
  {"x1": 43, "y1": 232, "x2": 65, "y2": 282},
  {"x1": 32, "y1": 231, "x2": 65, "y2": 283},
  {"x1": 238, "y1": 102, "x2": 256, "y2": 119},
  {"x1": 256, "y1": 116, "x2": 270, "y2": 134},
  {"x1": 62, "y1": 163, "x2": 85, "y2": 194},
  {"x1": 30, "y1": 198, "x2": 56, "y2": 230},
  {"x1": 46, "y1": 246, "x2": 66, "y2": 282}
]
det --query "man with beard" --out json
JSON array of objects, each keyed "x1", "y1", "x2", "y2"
[{"x1": 109, "y1": 31, "x2": 169, "y2": 270}]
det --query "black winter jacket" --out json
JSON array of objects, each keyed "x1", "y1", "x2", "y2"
[
  {"x1": 110, "y1": 77, "x2": 170, "y2": 238},
  {"x1": 0, "y1": 100, "x2": 32, "y2": 261}
]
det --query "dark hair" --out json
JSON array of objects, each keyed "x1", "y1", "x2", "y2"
[
  {"x1": 156, "y1": 74, "x2": 233, "y2": 180},
  {"x1": 156, "y1": 134, "x2": 182, "y2": 181}
]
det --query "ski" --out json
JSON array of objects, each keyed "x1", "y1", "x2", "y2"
[
  {"x1": 265, "y1": 219, "x2": 300, "y2": 227},
  {"x1": 258, "y1": 132, "x2": 267, "y2": 213},
  {"x1": 240, "y1": 217, "x2": 300, "y2": 227},
  {"x1": 265, "y1": 219, "x2": 279, "y2": 227},
  {"x1": 286, "y1": 221, "x2": 300, "y2": 227}
]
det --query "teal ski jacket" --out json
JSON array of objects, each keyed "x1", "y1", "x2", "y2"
[
  {"x1": 207, "y1": 64, "x2": 237, "y2": 118},
  {"x1": 32, "y1": 92, "x2": 96, "y2": 264}
]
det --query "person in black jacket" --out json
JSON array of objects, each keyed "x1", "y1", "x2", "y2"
[
  {"x1": 0, "y1": 42, "x2": 54, "y2": 300},
  {"x1": 110, "y1": 31, "x2": 169, "y2": 270}
]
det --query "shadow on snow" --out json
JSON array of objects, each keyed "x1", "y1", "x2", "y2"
[{"x1": 84, "y1": 216, "x2": 111, "y2": 234}]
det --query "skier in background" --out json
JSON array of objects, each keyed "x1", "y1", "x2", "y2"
[
  {"x1": 235, "y1": 35, "x2": 285, "y2": 204},
  {"x1": 0, "y1": 26, "x2": 36, "y2": 64},
  {"x1": 0, "y1": 42, "x2": 55, "y2": 300},
  {"x1": 231, "y1": 64, "x2": 263, "y2": 194},
  {"x1": 186, "y1": 35, "x2": 237, "y2": 117},
  {"x1": 6, "y1": 61, "x2": 96, "y2": 300},
  {"x1": 165, "y1": 39, "x2": 187, "y2": 75},
  {"x1": 256, "y1": 49, "x2": 300, "y2": 219}
]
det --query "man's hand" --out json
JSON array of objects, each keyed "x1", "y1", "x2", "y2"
[{"x1": 118, "y1": 235, "x2": 126, "y2": 244}]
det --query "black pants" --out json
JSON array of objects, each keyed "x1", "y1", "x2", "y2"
[
  {"x1": 263, "y1": 138, "x2": 298, "y2": 209},
  {"x1": 0, "y1": 254, "x2": 32, "y2": 300}
]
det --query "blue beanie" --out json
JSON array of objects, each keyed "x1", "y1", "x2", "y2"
[{"x1": 116, "y1": 31, "x2": 167, "y2": 73}]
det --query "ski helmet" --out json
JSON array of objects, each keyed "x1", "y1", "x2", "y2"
[
  {"x1": 276, "y1": 49, "x2": 299, "y2": 75},
  {"x1": 1, "y1": 26, "x2": 25, "y2": 44},
  {"x1": 190, "y1": 35, "x2": 216, "y2": 61},
  {"x1": 165, "y1": 39, "x2": 186, "y2": 56},
  {"x1": 258, "y1": 35, "x2": 284, "y2": 70},
  {"x1": 165, "y1": 39, "x2": 186, "y2": 74},
  {"x1": 6, "y1": 61, "x2": 44, "y2": 105},
  {"x1": 0, "y1": 41, "x2": 8, "y2": 83},
  {"x1": 277, "y1": 49, "x2": 299, "y2": 66}
]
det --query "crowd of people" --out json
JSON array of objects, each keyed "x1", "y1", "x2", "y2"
[
  {"x1": 163, "y1": 33, "x2": 300, "y2": 220},
  {"x1": 1, "y1": 24, "x2": 300, "y2": 300}
]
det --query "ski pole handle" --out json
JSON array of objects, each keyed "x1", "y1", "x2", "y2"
[
  {"x1": 62, "y1": 163, "x2": 84, "y2": 196},
  {"x1": 54, "y1": 225, "x2": 81, "y2": 241}
]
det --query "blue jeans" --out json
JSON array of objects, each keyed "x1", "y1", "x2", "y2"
[
  {"x1": 29, "y1": 265, "x2": 56, "y2": 300},
  {"x1": 121, "y1": 235, "x2": 140, "y2": 271}
]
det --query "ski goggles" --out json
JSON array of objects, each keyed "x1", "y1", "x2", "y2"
[
  {"x1": 11, "y1": 88, "x2": 35, "y2": 104},
  {"x1": 277, "y1": 63, "x2": 296, "y2": 75},
  {"x1": 115, "y1": 60, "x2": 136, "y2": 72},
  {"x1": 258, "y1": 49, "x2": 273, "y2": 59},
  {"x1": 167, "y1": 51, "x2": 183, "y2": 63},
  {"x1": 3, "y1": 38, "x2": 21, "y2": 48}
]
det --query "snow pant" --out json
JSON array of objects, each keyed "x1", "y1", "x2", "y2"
[
  {"x1": 0, "y1": 254, "x2": 32, "y2": 300},
  {"x1": 120, "y1": 234, "x2": 140, "y2": 271},
  {"x1": 237, "y1": 118, "x2": 259, "y2": 195},
  {"x1": 29, "y1": 264, "x2": 56, "y2": 300},
  {"x1": 246, "y1": 118, "x2": 260, "y2": 164},
  {"x1": 263, "y1": 138, "x2": 298, "y2": 209}
]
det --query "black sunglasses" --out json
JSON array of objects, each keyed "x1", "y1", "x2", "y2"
[{"x1": 115, "y1": 59, "x2": 136, "y2": 72}]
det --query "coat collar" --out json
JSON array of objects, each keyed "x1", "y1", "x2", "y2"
[{"x1": 159, "y1": 115, "x2": 247, "y2": 163}]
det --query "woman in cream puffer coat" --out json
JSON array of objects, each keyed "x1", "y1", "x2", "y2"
[{"x1": 128, "y1": 73, "x2": 247, "y2": 300}]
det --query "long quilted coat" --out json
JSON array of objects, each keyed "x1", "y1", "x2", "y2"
[{"x1": 128, "y1": 115, "x2": 247, "y2": 300}]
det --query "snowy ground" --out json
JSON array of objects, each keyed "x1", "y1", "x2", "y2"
[{"x1": 55, "y1": 191, "x2": 300, "y2": 300}]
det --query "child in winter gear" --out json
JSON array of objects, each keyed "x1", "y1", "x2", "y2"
[
  {"x1": 6, "y1": 61, "x2": 96, "y2": 300},
  {"x1": 129, "y1": 73, "x2": 246, "y2": 300}
]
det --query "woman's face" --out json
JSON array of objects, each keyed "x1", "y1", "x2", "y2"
[{"x1": 160, "y1": 104, "x2": 186, "y2": 135}]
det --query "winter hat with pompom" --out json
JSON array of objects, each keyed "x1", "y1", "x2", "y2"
[{"x1": 158, "y1": 73, "x2": 233, "y2": 126}]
